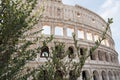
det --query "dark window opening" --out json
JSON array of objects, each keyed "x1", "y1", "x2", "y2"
[
  {"x1": 41, "y1": 46, "x2": 49, "y2": 57},
  {"x1": 93, "y1": 71, "x2": 99, "y2": 80},
  {"x1": 80, "y1": 48, "x2": 84, "y2": 55},
  {"x1": 68, "y1": 47, "x2": 74, "y2": 58},
  {"x1": 101, "y1": 71, "x2": 107, "y2": 80},
  {"x1": 82, "y1": 71, "x2": 87, "y2": 80},
  {"x1": 93, "y1": 74, "x2": 97, "y2": 80}
]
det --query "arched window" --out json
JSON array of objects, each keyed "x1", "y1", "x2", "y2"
[
  {"x1": 69, "y1": 70, "x2": 76, "y2": 80},
  {"x1": 55, "y1": 26, "x2": 63, "y2": 36},
  {"x1": 80, "y1": 48, "x2": 84, "y2": 55},
  {"x1": 78, "y1": 30, "x2": 84, "y2": 39},
  {"x1": 68, "y1": 46, "x2": 74, "y2": 58},
  {"x1": 90, "y1": 50, "x2": 96, "y2": 60},
  {"x1": 93, "y1": 70, "x2": 99, "y2": 80},
  {"x1": 105, "y1": 53, "x2": 109, "y2": 62},
  {"x1": 111, "y1": 55, "x2": 113, "y2": 62},
  {"x1": 101, "y1": 71, "x2": 107, "y2": 80},
  {"x1": 54, "y1": 70, "x2": 63, "y2": 80},
  {"x1": 41, "y1": 46, "x2": 49, "y2": 57},
  {"x1": 67, "y1": 27, "x2": 74, "y2": 37},
  {"x1": 86, "y1": 32, "x2": 93, "y2": 41},
  {"x1": 98, "y1": 50, "x2": 103, "y2": 61},
  {"x1": 108, "y1": 71, "x2": 113, "y2": 80},
  {"x1": 114, "y1": 72, "x2": 117, "y2": 80},
  {"x1": 94, "y1": 34, "x2": 99, "y2": 41},
  {"x1": 82, "y1": 70, "x2": 90, "y2": 80},
  {"x1": 42, "y1": 25, "x2": 51, "y2": 35}
]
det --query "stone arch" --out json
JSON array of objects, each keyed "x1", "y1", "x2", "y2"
[
  {"x1": 98, "y1": 50, "x2": 102, "y2": 61},
  {"x1": 68, "y1": 46, "x2": 74, "y2": 58},
  {"x1": 105, "y1": 52, "x2": 109, "y2": 62},
  {"x1": 41, "y1": 46, "x2": 49, "y2": 57},
  {"x1": 55, "y1": 26, "x2": 63, "y2": 36},
  {"x1": 118, "y1": 72, "x2": 120, "y2": 80},
  {"x1": 108, "y1": 71, "x2": 113, "y2": 80},
  {"x1": 110, "y1": 54, "x2": 113, "y2": 62},
  {"x1": 42, "y1": 25, "x2": 51, "y2": 35},
  {"x1": 66, "y1": 27, "x2": 74, "y2": 37},
  {"x1": 113, "y1": 71, "x2": 117, "y2": 80},
  {"x1": 90, "y1": 49, "x2": 96, "y2": 60},
  {"x1": 93, "y1": 70, "x2": 100, "y2": 80},
  {"x1": 101, "y1": 71, "x2": 107, "y2": 80},
  {"x1": 82, "y1": 70, "x2": 90, "y2": 80}
]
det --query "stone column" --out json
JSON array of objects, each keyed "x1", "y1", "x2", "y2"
[
  {"x1": 74, "y1": 24, "x2": 78, "y2": 39},
  {"x1": 51, "y1": 23, "x2": 55, "y2": 35},
  {"x1": 84, "y1": 29, "x2": 87, "y2": 40},
  {"x1": 63, "y1": 25, "x2": 67, "y2": 38}
]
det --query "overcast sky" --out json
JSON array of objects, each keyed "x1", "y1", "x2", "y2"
[{"x1": 62, "y1": 0, "x2": 120, "y2": 62}]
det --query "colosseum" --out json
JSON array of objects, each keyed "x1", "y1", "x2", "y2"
[{"x1": 29, "y1": 0, "x2": 120, "y2": 80}]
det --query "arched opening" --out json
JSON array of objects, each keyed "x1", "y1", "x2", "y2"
[
  {"x1": 41, "y1": 46, "x2": 49, "y2": 57},
  {"x1": 117, "y1": 72, "x2": 120, "y2": 80},
  {"x1": 42, "y1": 25, "x2": 51, "y2": 35},
  {"x1": 101, "y1": 71, "x2": 107, "y2": 80},
  {"x1": 105, "y1": 53, "x2": 109, "y2": 62},
  {"x1": 86, "y1": 32, "x2": 93, "y2": 41},
  {"x1": 90, "y1": 50, "x2": 96, "y2": 60},
  {"x1": 80, "y1": 48, "x2": 84, "y2": 55},
  {"x1": 78, "y1": 29, "x2": 84, "y2": 39},
  {"x1": 108, "y1": 71, "x2": 113, "y2": 80},
  {"x1": 93, "y1": 70, "x2": 99, "y2": 80},
  {"x1": 69, "y1": 70, "x2": 77, "y2": 80},
  {"x1": 68, "y1": 46, "x2": 74, "y2": 58},
  {"x1": 82, "y1": 70, "x2": 90, "y2": 80},
  {"x1": 110, "y1": 55, "x2": 113, "y2": 62},
  {"x1": 114, "y1": 72, "x2": 117, "y2": 80},
  {"x1": 98, "y1": 50, "x2": 103, "y2": 61},
  {"x1": 118, "y1": 72, "x2": 120, "y2": 80},
  {"x1": 94, "y1": 34, "x2": 99, "y2": 41},
  {"x1": 54, "y1": 70, "x2": 63, "y2": 80},
  {"x1": 55, "y1": 26, "x2": 63, "y2": 36},
  {"x1": 67, "y1": 27, "x2": 74, "y2": 37}
]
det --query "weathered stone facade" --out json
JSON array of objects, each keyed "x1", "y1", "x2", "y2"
[{"x1": 29, "y1": 0, "x2": 120, "y2": 80}]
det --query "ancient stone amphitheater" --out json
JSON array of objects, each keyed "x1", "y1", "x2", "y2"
[{"x1": 30, "y1": 0, "x2": 120, "y2": 80}]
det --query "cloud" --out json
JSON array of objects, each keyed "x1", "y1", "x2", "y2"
[
  {"x1": 100, "y1": 0, "x2": 120, "y2": 20},
  {"x1": 99, "y1": 0, "x2": 120, "y2": 62}
]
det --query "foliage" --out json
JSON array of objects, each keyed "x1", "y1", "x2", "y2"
[
  {"x1": 35, "y1": 18, "x2": 113, "y2": 80},
  {"x1": 0, "y1": 0, "x2": 44, "y2": 80}
]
